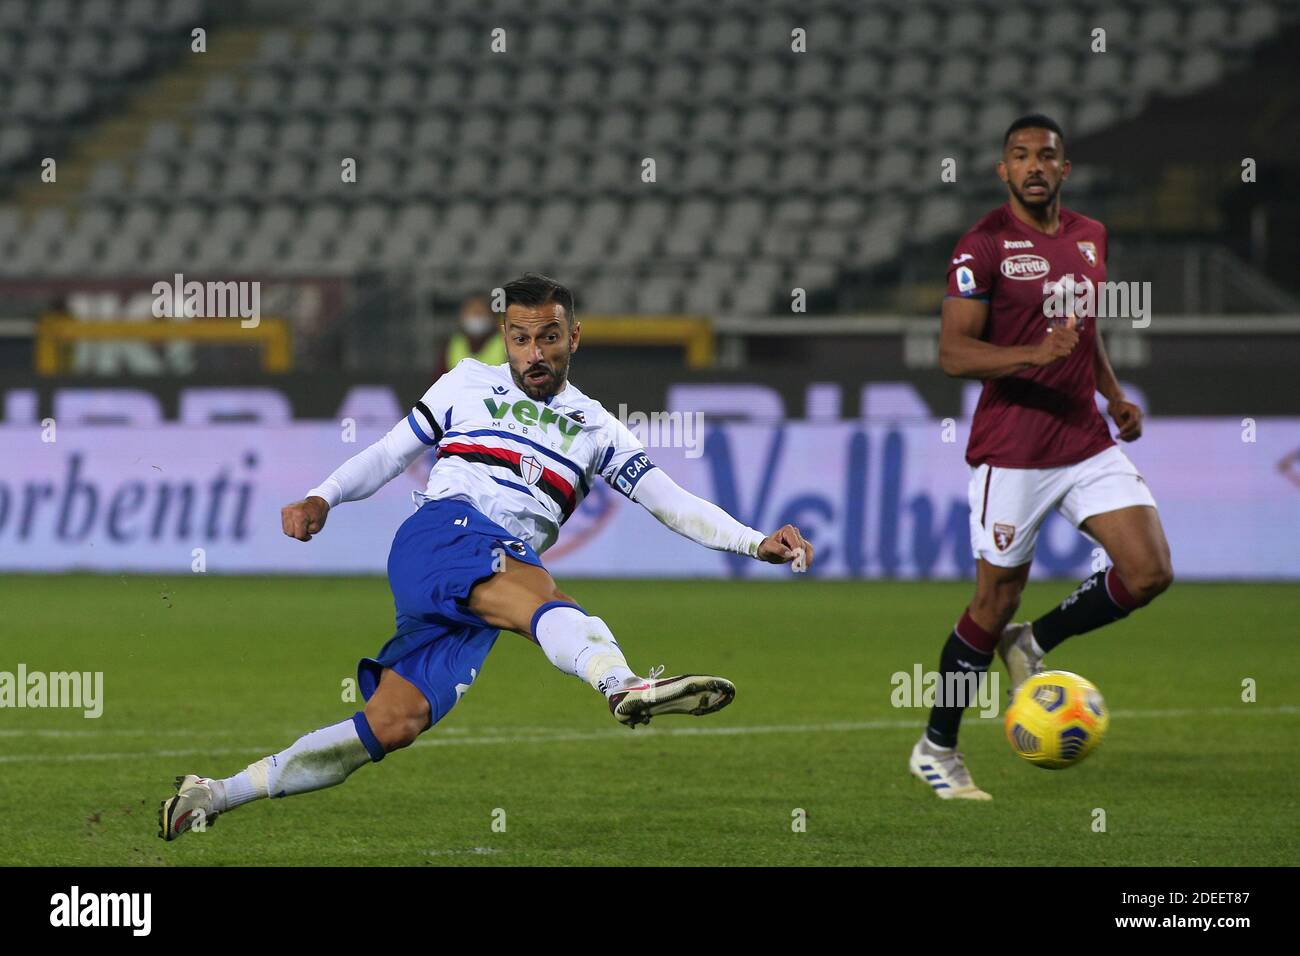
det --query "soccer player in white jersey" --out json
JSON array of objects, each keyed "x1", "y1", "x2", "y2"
[{"x1": 160, "y1": 273, "x2": 813, "y2": 840}]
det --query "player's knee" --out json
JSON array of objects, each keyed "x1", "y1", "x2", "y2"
[
  {"x1": 364, "y1": 705, "x2": 427, "y2": 752},
  {"x1": 1128, "y1": 562, "x2": 1173, "y2": 605},
  {"x1": 374, "y1": 715, "x2": 425, "y2": 752}
]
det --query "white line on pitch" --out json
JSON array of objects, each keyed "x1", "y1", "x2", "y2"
[
  {"x1": 1, "y1": 704, "x2": 1293, "y2": 740},
  {"x1": 0, "y1": 705, "x2": 1294, "y2": 764}
]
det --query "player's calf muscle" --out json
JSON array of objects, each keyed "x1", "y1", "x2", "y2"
[
  {"x1": 969, "y1": 595, "x2": 1019, "y2": 633},
  {"x1": 969, "y1": 561, "x2": 1028, "y2": 631}
]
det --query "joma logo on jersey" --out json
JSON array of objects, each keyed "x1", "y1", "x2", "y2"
[
  {"x1": 1000, "y1": 255, "x2": 1050, "y2": 280},
  {"x1": 482, "y1": 398, "x2": 583, "y2": 451}
]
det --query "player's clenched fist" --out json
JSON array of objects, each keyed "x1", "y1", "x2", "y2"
[
  {"x1": 1108, "y1": 397, "x2": 1143, "y2": 442},
  {"x1": 281, "y1": 495, "x2": 330, "y2": 541},
  {"x1": 1033, "y1": 314, "x2": 1078, "y2": 366},
  {"x1": 757, "y1": 523, "x2": 814, "y2": 572}
]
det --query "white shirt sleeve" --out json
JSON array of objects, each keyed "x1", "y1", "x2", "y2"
[
  {"x1": 595, "y1": 415, "x2": 764, "y2": 556},
  {"x1": 628, "y1": 466, "x2": 766, "y2": 557},
  {"x1": 597, "y1": 415, "x2": 659, "y2": 499},
  {"x1": 305, "y1": 418, "x2": 429, "y2": 508},
  {"x1": 306, "y1": 363, "x2": 464, "y2": 507}
]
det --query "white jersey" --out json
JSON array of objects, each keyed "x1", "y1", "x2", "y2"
[
  {"x1": 306, "y1": 358, "x2": 765, "y2": 560},
  {"x1": 404, "y1": 359, "x2": 654, "y2": 553}
]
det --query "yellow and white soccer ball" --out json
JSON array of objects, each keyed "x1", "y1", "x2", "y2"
[{"x1": 1004, "y1": 670, "x2": 1109, "y2": 769}]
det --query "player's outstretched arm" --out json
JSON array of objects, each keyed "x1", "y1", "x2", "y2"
[
  {"x1": 281, "y1": 417, "x2": 429, "y2": 542},
  {"x1": 939, "y1": 297, "x2": 1078, "y2": 379},
  {"x1": 630, "y1": 467, "x2": 814, "y2": 571}
]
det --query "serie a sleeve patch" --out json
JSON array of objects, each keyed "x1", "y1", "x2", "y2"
[{"x1": 612, "y1": 452, "x2": 656, "y2": 498}]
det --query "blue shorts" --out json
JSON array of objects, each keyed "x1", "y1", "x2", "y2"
[{"x1": 357, "y1": 497, "x2": 546, "y2": 727}]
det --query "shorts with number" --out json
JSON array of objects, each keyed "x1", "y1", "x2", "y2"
[
  {"x1": 967, "y1": 445, "x2": 1157, "y2": 567},
  {"x1": 357, "y1": 497, "x2": 546, "y2": 726}
]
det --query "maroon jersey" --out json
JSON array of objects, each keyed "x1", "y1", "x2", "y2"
[{"x1": 946, "y1": 203, "x2": 1114, "y2": 468}]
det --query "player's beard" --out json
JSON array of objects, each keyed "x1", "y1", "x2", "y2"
[
  {"x1": 1009, "y1": 175, "x2": 1060, "y2": 212},
  {"x1": 511, "y1": 352, "x2": 569, "y2": 401}
]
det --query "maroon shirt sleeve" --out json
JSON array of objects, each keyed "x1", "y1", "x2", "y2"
[{"x1": 945, "y1": 229, "x2": 997, "y2": 300}]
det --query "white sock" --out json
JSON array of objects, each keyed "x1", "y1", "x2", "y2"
[
  {"x1": 212, "y1": 716, "x2": 377, "y2": 811},
  {"x1": 212, "y1": 767, "x2": 262, "y2": 812},
  {"x1": 533, "y1": 605, "x2": 636, "y2": 697}
]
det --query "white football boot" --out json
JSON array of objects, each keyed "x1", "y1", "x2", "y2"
[
  {"x1": 997, "y1": 622, "x2": 1044, "y2": 699},
  {"x1": 909, "y1": 737, "x2": 993, "y2": 800},
  {"x1": 608, "y1": 666, "x2": 736, "y2": 728},
  {"x1": 158, "y1": 774, "x2": 220, "y2": 841}
]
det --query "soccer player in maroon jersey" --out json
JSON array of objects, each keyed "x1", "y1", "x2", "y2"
[{"x1": 909, "y1": 115, "x2": 1174, "y2": 799}]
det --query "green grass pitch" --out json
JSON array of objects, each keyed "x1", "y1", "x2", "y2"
[{"x1": 1, "y1": 574, "x2": 1296, "y2": 866}]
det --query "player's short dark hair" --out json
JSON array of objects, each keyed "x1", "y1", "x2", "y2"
[
  {"x1": 1003, "y1": 114, "x2": 1066, "y2": 150},
  {"x1": 502, "y1": 273, "x2": 576, "y2": 326}
]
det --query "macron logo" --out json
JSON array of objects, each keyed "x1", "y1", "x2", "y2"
[{"x1": 50, "y1": 886, "x2": 151, "y2": 936}]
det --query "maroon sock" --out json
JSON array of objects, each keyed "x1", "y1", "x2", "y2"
[
  {"x1": 1104, "y1": 566, "x2": 1140, "y2": 610},
  {"x1": 924, "y1": 609, "x2": 996, "y2": 748},
  {"x1": 954, "y1": 609, "x2": 999, "y2": 654}
]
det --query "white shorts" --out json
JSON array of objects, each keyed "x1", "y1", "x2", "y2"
[{"x1": 967, "y1": 445, "x2": 1157, "y2": 568}]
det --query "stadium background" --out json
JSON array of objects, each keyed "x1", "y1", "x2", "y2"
[{"x1": 1, "y1": 0, "x2": 1298, "y2": 581}]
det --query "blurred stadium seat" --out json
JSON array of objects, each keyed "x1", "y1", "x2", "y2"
[{"x1": 0, "y1": 0, "x2": 1296, "y2": 352}]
